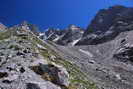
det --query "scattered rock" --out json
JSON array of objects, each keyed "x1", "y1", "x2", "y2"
[
  {"x1": 2, "y1": 80, "x2": 12, "y2": 84},
  {"x1": 16, "y1": 51, "x2": 25, "y2": 56},
  {"x1": 20, "y1": 67, "x2": 25, "y2": 73},
  {"x1": 0, "y1": 72, "x2": 8, "y2": 78},
  {"x1": 37, "y1": 44, "x2": 46, "y2": 50}
]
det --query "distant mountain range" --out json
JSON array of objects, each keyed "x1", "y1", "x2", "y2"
[{"x1": 37, "y1": 5, "x2": 133, "y2": 46}]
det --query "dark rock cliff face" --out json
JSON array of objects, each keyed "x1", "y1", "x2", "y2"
[
  {"x1": 84, "y1": 5, "x2": 127, "y2": 36},
  {"x1": 56, "y1": 25, "x2": 84, "y2": 45},
  {"x1": 76, "y1": 5, "x2": 133, "y2": 45},
  {"x1": 45, "y1": 28, "x2": 66, "y2": 41}
]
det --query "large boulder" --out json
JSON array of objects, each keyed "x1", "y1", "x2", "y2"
[{"x1": 30, "y1": 63, "x2": 69, "y2": 87}]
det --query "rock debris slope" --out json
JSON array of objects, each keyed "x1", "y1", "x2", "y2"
[
  {"x1": 0, "y1": 24, "x2": 98, "y2": 89},
  {"x1": 46, "y1": 5, "x2": 133, "y2": 89}
]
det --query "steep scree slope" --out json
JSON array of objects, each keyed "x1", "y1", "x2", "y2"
[{"x1": 0, "y1": 25, "x2": 98, "y2": 89}]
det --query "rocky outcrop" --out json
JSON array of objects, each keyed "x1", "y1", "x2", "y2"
[
  {"x1": 0, "y1": 23, "x2": 7, "y2": 32},
  {"x1": 113, "y1": 31, "x2": 133, "y2": 63},
  {"x1": 114, "y1": 45, "x2": 133, "y2": 62},
  {"x1": 20, "y1": 21, "x2": 40, "y2": 36}
]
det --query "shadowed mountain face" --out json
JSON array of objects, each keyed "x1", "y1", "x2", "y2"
[
  {"x1": 56, "y1": 25, "x2": 84, "y2": 46},
  {"x1": 76, "y1": 5, "x2": 133, "y2": 45},
  {"x1": 84, "y1": 5, "x2": 127, "y2": 36}
]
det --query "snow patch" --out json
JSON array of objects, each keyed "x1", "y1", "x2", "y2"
[
  {"x1": 53, "y1": 36, "x2": 60, "y2": 42},
  {"x1": 47, "y1": 33, "x2": 54, "y2": 39},
  {"x1": 37, "y1": 44, "x2": 46, "y2": 50},
  {"x1": 79, "y1": 49, "x2": 93, "y2": 57},
  {"x1": 71, "y1": 38, "x2": 81, "y2": 46},
  {"x1": 105, "y1": 30, "x2": 113, "y2": 36},
  {"x1": 109, "y1": 26, "x2": 114, "y2": 30},
  {"x1": 39, "y1": 33, "x2": 45, "y2": 36},
  {"x1": 115, "y1": 74, "x2": 121, "y2": 80},
  {"x1": 53, "y1": 34, "x2": 65, "y2": 42},
  {"x1": 117, "y1": 21, "x2": 124, "y2": 24},
  {"x1": 80, "y1": 31, "x2": 84, "y2": 34}
]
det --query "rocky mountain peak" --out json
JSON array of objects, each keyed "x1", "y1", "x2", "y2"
[
  {"x1": 76, "y1": 5, "x2": 133, "y2": 45},
  {"x1": 68, "y1": 24, "x2": 81, "y2": 31},
  {"x1": 84, "y1": 5, "x2": 128, "y2": 36},
  {"x1": 21, "y1": 21, "x2": 29, "y2": 26}
]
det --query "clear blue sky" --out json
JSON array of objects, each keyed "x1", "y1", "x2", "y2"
[{"x1": 0, "y1": 0, "x2": 133, "y2": 31}]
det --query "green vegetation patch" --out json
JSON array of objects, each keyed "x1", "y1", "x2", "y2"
[{"x1": 0, "y1": 31, "x2": 11, "y2": 40}]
